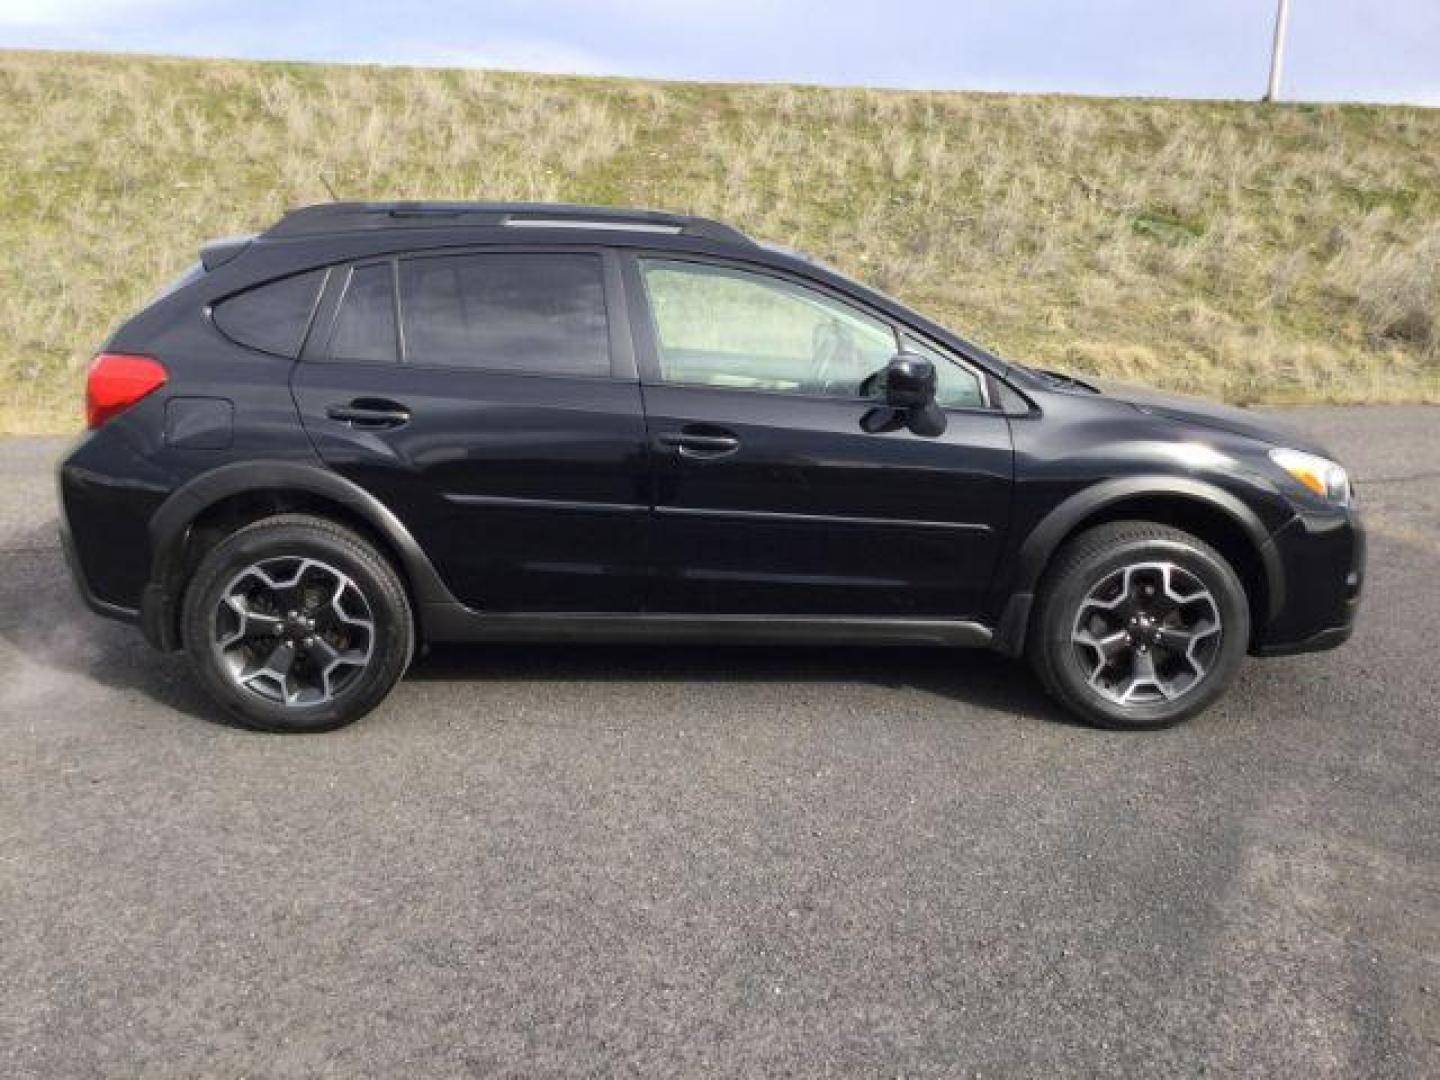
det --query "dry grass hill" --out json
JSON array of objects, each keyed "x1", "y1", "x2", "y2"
[{"x1": 2, "y1": 49, "x2": 1437, "y2": 431}]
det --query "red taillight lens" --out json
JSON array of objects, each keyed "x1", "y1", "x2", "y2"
[{"x1": 85, "y1": 353, "x2": 167, "y2": 429}]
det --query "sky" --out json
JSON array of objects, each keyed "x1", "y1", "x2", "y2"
[{"x1": 2, "y1": 0, "x2": 1437, "y2": 106}]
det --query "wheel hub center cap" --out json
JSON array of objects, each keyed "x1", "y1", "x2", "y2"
[{"x1": 1128, "y1": 612, "x2": 1161, "y2": 644}]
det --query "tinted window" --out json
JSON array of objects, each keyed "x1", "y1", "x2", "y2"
[
  {"x1": 328, "y1": 264, "x2": 397, "y2": 364},
  {"x1": 639, "y1": 259, "x2": 895, "y2": 397},
  {"x1": 399, "y1": 253, "x2": 608, "y2": 376},
  {"x1": 212, "y1": 269, "x2": 324, "y2": 357}
]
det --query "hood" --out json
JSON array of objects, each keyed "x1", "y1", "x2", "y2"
[{"x1": 1088, "y1": 379, "x2": 1332, "y2": 456}]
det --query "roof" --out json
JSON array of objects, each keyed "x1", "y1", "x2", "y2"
[{"x1": 263, "y1": 201, "x2": 754, "y2": 246}]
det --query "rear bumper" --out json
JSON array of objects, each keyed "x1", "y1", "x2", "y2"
[
  {"x1": 57, "y1": 430, "x2": 168, "y2": 620},
  {"x1": 60, "y1": 470, "x2": 177, "y2": 648},
  {"x1": 1251, "y1": 507, "x2": 1364, "y2": 657},
  {"x1": 58, "y1": 512, "x2": 139, "y2": 625}
]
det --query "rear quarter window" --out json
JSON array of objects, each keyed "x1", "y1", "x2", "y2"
[{"x1": 211, "y1": 269, "x2": 326, "y2": 358}]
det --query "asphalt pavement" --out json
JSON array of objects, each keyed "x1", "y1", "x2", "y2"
[{"x1": 2, "y1": 406, "x2": 1437, "y2": 1077}]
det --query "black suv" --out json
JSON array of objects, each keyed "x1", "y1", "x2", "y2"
[{"x1": 59, "y1": 202, "x2": 1364, "y2": 732}]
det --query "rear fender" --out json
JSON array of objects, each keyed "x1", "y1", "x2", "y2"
[{"x1": 141, "y1": 461, "x2": 455, "y2": 650}]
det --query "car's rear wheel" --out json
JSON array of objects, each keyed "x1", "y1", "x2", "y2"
[
  {"x1": 1029, "y1": 521, "x2": 1250, "y2": 729},
  {"x1": 180, "y1": 514, "x2": 414, "y2": 732}
]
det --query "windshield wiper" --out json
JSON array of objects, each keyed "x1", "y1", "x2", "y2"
[{"x1": 1021, "y1": 365, "x2": 1099, "y2": 393}]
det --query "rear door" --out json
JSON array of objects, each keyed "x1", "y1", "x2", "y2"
[
  {"x1": 627, "y1": 253, "x2": 1013, "y2": 618},
  {"x1": 291, "y1": 247, "x2": 650, "y2": 612}
]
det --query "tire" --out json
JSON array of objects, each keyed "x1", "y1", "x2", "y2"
[
  {"x1": 1028, "y1": 521, "x2": 1250, "y2": 730},
  {"x1": 180, "y1": 514, "x2": 414, "y2": 732}
]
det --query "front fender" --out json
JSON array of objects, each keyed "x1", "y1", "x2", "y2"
[{"x1": 992, "y1": 474, "x2": 1287, "y2": 657}]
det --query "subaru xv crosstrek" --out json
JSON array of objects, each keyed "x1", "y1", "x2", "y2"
[{"x1": 59, "y1": 202, "x2": 1364, "y2": 732}]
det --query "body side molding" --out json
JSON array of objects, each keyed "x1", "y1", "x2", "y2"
[
  {"x1": 441, "y1": 492, "x2": 647, "y2": 514},
  {"x1": 656, "y1": 505, "x2": 993, "y2": 532}
]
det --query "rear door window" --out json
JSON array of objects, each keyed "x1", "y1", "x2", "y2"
[
  {"x1": 398, "y1": 253, "x2": 609, "y2": 376},
  {"x1": 211, "y1": 269, "x2": 325, "y2": 357},
  {"x1": 327, "y1": 264, "x2": 398, "y2": 364}
]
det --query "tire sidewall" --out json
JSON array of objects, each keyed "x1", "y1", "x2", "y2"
[
  {"x1": 1040, "y1": 535, "x2": 1250, "y2": 729},
  {"x1": 180, "y1": 520, "x2": 412, "y2": 732}
]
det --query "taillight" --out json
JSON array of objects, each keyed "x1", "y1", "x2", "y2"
[{"x1": 85, "y1": 353, "x2": 167, "y2": 429}]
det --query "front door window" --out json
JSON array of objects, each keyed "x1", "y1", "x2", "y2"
[{"x1": 639, "y1": 258, "x2": 897, "y2": 398}]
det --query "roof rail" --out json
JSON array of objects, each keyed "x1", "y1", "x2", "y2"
[{"x1": 263, "y1": 201, "x2": 753, "y2": 245}]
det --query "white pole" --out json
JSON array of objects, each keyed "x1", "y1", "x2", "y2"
[{"x1": 1264, "y1": 0, "x2": 1292, "y2": 102}]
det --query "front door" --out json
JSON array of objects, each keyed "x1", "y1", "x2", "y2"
[
  {"x1": 291, "y1": 249, "x2": 649, "y2": 612},
  {"x1": 628, "y1": 254, "x2": 1013, "y2": 617}
]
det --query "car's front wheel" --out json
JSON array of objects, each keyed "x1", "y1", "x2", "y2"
[
  {"x1": 180, "y1": 514, "x2": 414, "y2": 732},
  {"x1": 1029, "y1": 521, "x2": 1251, "y2": 729}
]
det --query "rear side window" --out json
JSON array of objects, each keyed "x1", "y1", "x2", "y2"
[
  {"x1": 398, "y1": 253, "x2": 609, "y2": 376},
  {"x1": 212, "y1": 269, "x2": 324, "y2": 357},
  {"x1": 328, "y1": 264, "x2": 398, "y2": 364}
]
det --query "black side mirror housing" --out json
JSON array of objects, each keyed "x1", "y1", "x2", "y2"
[
  {"x1": 883, "y1": 353, "x2": 937, "y2": 409},
  {"x1": 860, "y1": 352, "x2": 946, "y2": 437}
]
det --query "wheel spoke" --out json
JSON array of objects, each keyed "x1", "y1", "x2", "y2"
[
  {"x1": 1078, "y1": 566, "x2": 1133, "y2": 614},
  {"x1": 258, "y1": 639, "x2": 297, "y2": 678},
  {"x1": 307, "y1": 636, "x2": 369, "y2": 698},
  {"x1": 1090, "y1": 629, "x2": 1130, "y2": 659},
  {"x1": 218, "y1": 594, "x2": 282, "y2": 648},
  {"x1": 1120, "y1": 648, "x2": 1173, "y2": 703},
  {"x1": 242, "y1": 640, "x2": 298, "y2": 703},
  {"x1": 306, "y1": 635, "x2": 340, "y2": 667},
  {"x1": 1073, "y1": 628, "x2": 1130, "y2": 685},
  {"x1": 327, "y1": 575, "x2": 374, "y2": 633},
  {"x1": 1154, "y1": 626, "x2": 1194, "y2": 652}
]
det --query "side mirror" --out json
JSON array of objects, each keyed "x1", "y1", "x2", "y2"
[
  {"x1": 883, "y1": 353, "x2": 937, "y2": 409},
  {"x1": 861, "y1": 352, "x2": 946, "y2": 437}
]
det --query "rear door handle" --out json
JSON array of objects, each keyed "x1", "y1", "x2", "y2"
[
  {"x1": 325, "y1": 400, "x2": 411, "y2": 430},
  {"x1": 656, "y1": 430, "x2": 741, "y2": 459}
]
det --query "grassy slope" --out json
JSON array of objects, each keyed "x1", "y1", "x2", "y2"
[{"x1": 1, "y1": 49, "x2": 1437, "y2": 432}]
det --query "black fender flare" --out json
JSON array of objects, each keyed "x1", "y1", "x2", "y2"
[
  {"x1": 140, "y1": 460, "x2": 455, "y2": 649},
  {"x1": 992, "y1": 475, "x2": 1286, "y2": 656}
]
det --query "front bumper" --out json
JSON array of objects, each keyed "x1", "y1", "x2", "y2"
[{"x1": 1251, "y1": 506, "x2": 1365, "y2": 657}]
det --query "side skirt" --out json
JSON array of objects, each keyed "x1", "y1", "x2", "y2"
[{"x1": 421, "y1": 605, "x2": 994, "y2": 648}]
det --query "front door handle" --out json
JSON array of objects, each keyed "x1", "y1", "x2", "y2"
[
  {"x1": 325, "y1": 399, "x2": 411, "y2": 430},
  {"x1": 656, "y1": 430, "x2": 741, "y2": 459}
]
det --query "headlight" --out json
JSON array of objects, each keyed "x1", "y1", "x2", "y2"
[{"x1": 1269, "y1": 447, "x2": 1351, "y2": 506}]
